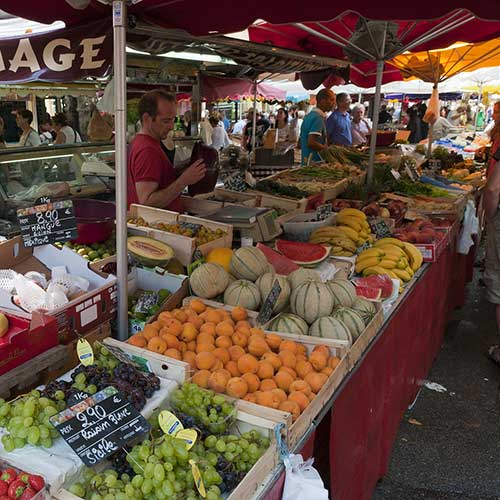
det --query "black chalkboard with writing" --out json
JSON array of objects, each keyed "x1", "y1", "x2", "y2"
[
  {"x1": 369, "y1": 219, "x2": 393, "y2": 239},
  {"x1": 17, "y1": 199, "x2": 77, "y2": 248},
  {"x1": 50, "y1": 387, "x2": 150, "y2": 466},
  {"x1": 257, "y1": 280, "x2": 282, "y2": 325}
]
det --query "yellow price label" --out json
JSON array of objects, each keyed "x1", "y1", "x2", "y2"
[
  {"x1": 189, "y1": 459, "x2": 206, "y2": 498},
  {"x1": 76, "y1": 339, "x2": 94, "y2": 366},
  {"x1": 158, "y1": 410, "x2": 184, "y2": 436},
  {"x1": 175, "y1": 428, "x2": 197, "y2": 450}
]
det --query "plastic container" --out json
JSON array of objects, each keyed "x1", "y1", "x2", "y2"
[
  {"x1": 71, "y1": 199, "x2": 115, "y2": 244},
  {"x1": 283, "y1": 213, "x2": 336, "y2": 242}
]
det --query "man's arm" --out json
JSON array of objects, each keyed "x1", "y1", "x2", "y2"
[
  {"x1": 307, "y1": 133, "x2": 327, "y2": 152},
  {"x1": 484, "y1": 159, "x2": 500, "y2": 219}
]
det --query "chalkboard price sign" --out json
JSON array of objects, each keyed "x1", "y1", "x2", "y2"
[
  {"x1": 257, "y1": 279, "x2": 282, "y2": 324},
  {"x1": 315, "y1": 203, "x2": 332, "y2": 221},
  {"x1": 369, "y1": 218, "x2": 393, "y2": 239},
  {"x1": 50, "y1": 386, "x2": 150, "y2": 466},
  {"x1": 17, "y1": 199, "x2": 77, "y2": 248}
]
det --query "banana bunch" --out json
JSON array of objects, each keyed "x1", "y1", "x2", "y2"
[
  {"x1": 309, "y1": 208, "x2": 374, "y2": 257},
  {"x1": 355, "y1": 237, "x2": 423, "y2": 284}
]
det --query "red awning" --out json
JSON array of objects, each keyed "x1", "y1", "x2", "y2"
[
  {"x1": 202, "y1": 75, "x2": 286, "y2": 103},
  {"x1": 2, "y1": 2, "x2": 500, "y2": 36}
]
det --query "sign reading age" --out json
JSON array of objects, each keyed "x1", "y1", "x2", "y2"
[
  {"x1": 50, "y1": 386, "x2": 150, "y2": 466},
  {"x1": 17, "y1": 199, "x2": 77, "y2": 248}
]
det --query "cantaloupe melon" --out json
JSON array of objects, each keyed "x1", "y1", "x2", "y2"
[
  {"x1": 331, "y1": 307, "x2": 365, "y2": 340},
  {"x1": 290, "y1": 281, "x2": 334, "y2": 324},
  {"x1": 327, "y1": 279, "x2": 357, "y2": 307},
  {"x1": 287, "y1": 268, "x2": 320, "y2": 290},
  {"x1": 190, "y1": 263, "x2": 229, "y2": 299},
  {"x1": 268, "y1": 313, "x2": 309, "y2": 336},
  {"x1": 224, "y1": 280, "x2": 261, "y2": 310},
  {"x1": 308, "y1": 316, "x2": 353, "y2": 346},
  {"x1": 255, "y1": 273, "x2": 290, "y2": 313},
  {"x1": 230, "y1": 247, "x2": 269, "y2": 281},
  {"x1": 351, "y1": 297, "x2": 377, "y2": 325}
]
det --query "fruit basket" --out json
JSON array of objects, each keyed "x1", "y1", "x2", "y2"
[
  {"x1": 0, "y1": 460, "x2": 50, "y2": 499},
  {"x1": 127, "y1": 204, "x2": 233, "y2": 267},
  {"x1": 52, "y1": 381, "x2": 282, "y2": 500}
]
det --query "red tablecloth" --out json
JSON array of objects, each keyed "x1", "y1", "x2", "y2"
[{"x1": 263, "y1": 238, "x2": 470, "y2": 500}]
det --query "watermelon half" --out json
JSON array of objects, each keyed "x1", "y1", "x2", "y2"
[
  {"x1": 354, "y1": 285, "x2": 382, "y2": 301},
  {"x1": 354, "y1": 275, "x2": 393, "y2": 299},
  {"x1": 256, "y1": 243, "x2": 299, "y2": 275},
  {"x1": 275, "y1": 239, "x2": 330, "y2": 267}
]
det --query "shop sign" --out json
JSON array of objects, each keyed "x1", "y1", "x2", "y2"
[{"x1": 0, "y1": 20, "x2": 112, "y2": 84}]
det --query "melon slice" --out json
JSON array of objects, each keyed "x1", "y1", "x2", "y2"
[
  {"x1": 275, "y1": 239, "x2": 329, "y2": 267},
  {"x1": 354, "y1": 285, "x2": 382, "y2": 301},
  {"x1": 256, "y1": 243, "x2": 299, "y2": 275},
  {"x1": 127, "y1": 236, "x2": 174, "y2": 267},
  {"x1": 355, "y1": 275, "x2": 393, "y2": 298}
]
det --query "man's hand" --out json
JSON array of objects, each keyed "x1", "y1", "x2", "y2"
[{"x1": 181, "y1": 159, "x2": 206, "y2": 186}]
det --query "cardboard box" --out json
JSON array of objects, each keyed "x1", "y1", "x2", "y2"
[
  {"x1": 0, "y1": 236, "x2": 117, "y2": 344},
  {"x1": 0, "y1": 311, "x2": 58, "y2": 376},
  {"x1": 128, "y1": 204, "x2": 233, "y2": 266}
]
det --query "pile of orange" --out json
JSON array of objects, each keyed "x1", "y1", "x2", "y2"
[{"x1": 129, "y1": 299, "x2": 341, "y2": 421}]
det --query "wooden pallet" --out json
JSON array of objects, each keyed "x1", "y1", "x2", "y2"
[{"x1": 0, "y1": 345, "x2": 67, "y2": 399}]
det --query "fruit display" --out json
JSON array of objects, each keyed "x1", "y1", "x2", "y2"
[
  {"x1": 230, "y1": 247, "x2": 270, "y2": 282},
  {"x1": 128, "y1": 300, "x2": 341, "y2": 420},
  {"x1": 56, "y1": 236, "x2": 116, "y2": 263},
  {"x1": 223, "y1": 280, "x2": 261, "y2": 311},
  {"x1": 354, "y1": 275, "x2": 394, "y2": 300},
  {"x1": 128, "y1": 288, "x2": 171, "y2": 323},
  {"x1": 308, "y1": 317, "x2": 353, "y2": 346},
  {"x1": 274, "y1": 240, "x2": 330, "y2": 267},
  {"x1": 255, "y1": 243, "x2": 299, "y2": 275},
  {"x1": 286, "y1": 267, "x2": 320, "y2": 290},
  {"x1": 205, "y1": 248, "x2": 233, "y2": 273},
  {"x1": 255, "y1": 273, "x2": 290, "y2": 313},
  {"x1": 127, "y1": 217, "x2": 226, "y2": 246},
  {"x1": 127, "y1": 236, "x2": 175, "y2": 267},
  {"x1": 393, "y1": 218, "x2": 443, "y2": 244},
  {"x1": 0, "y1": 466, "x2": 46, "y2": 499},
  {"x1": 354, "y1": 238, "x2": 423, "y2": 285},
  {"x1": 0, "y1": 343, "x2": 160, "y2": 452},
  {"x1": 190, "y1": 263, "x2": 230, "y2": 300},
  {"x1": 290, "y1": 281, "x2": 334, "y2": 325},
  {"x1": 309, "y1": 208, "x2": 374, "y2": 257}
]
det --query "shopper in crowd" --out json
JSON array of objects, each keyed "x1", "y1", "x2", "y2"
[
  {"x1": 232, "y1": 116, "x2": 247, "y2": 136},
  {"x1": 482, "y1": 101, "x2": 500, "y2": 365},
  {"x1": 477, "y1": 105, "x2": 486, "y2": 129},
  {"x1": 0, "y1": 117, "x2": 6, "y2": 148},
  {"x1": 447, "y1": 106, "x2": 466, "y2": 126},
  {"x1": 299, "y1": 88, "x2": 336, "y2": 165},
  {"x1": 275, "y1": 107, "x2": 296, "y2": 142},
  {"x1": 199, "y1": 111, "x2": 213, "y2": 146},
  {"x1": 53, "y1": 113, "x2": 82, "y2": 144},
  {"x1": 242, "y1": 109, "x2": 270, "y2": 152},
  {"x1": 351, "y1": 104, "x2": 372, "y2": 146},
  {"x1": 39, "y1": 114, "x2": 56, "y2": 144},
  {"x1": 418, "y1": 102, "x2": 429, "y2": 140},
  {"x1": 127, "y1": 90, "x2": 206, "y2": 211},
  {"x1": 378, "y1": 104, "x2": 393, "y2": 124},
  {"x1": 220, "y1": 111, "x2": 230, "y2": 131},
  {"x1": 209, "y1": 115, "x2": 231, "y2": 150},
  {"x1": 440, "y1": 106, "x2": 449, "y2": 118},
  {"x1": 15, "y1": 109, "x2": 41, "y2": 147},
  {"x1": 327, "y1": 92, "x2": 352, "y2": 146},
  {"x1": 407, "y1": 106, "x2": 422, "y2": 143},
  {"x1": 432, "y1": 115, "x2": 453, "y2": 141}
]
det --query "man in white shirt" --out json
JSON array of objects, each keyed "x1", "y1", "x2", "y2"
[
  {"x1": 209, "y1": 116, "x2": 231, "y2": 150},
  {"x1": 232, "y1": 117, "x2": 247, "y2": 135},
  {"x1": 351, "y1": 104, "x2": 372, "y2": 146}
]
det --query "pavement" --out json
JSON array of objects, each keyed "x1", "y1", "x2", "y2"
[{"x1": 373, "y1": 256, "x2": 500, "y2": 500}]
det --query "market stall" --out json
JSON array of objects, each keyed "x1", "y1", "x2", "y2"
[{"x1": 0, "y1": 3, "x2": 494, "y2": 500}]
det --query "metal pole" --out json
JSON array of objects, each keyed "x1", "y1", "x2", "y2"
[
  {"x1": 368, "y1": 60, "x2": 384, "y2": 184},
  {"x1": 113, "y1": 0, "x2": 128, "y2": 341},
  {"x1": 251, "y1": 80, "x2": 258, "y2": 154}
]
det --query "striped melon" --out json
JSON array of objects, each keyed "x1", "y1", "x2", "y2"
[
  {"x1": 255, "y1": 273, "x2": 291, "y2": 313},
  {"x1": 287, "y1": 268, "x2": 320, "y2": 290},
  {"x1": 331, "y1": 307, "x2": 365, "y2": 340},
  {"x1": 230, "y1": 247, "x2": 269, "y2": 281},
  {"x1": 351, "y1": 297, "x2": 377, "y2": 325},
  {"x1": 268, "y1": 313, "x2": 309, "y2": 336},
  {"x1": 224, "y1": 280, "x2": 261, "y2": 311},
  {"x1": 308, "y1": 316, "x2": 353, "y2": 346},
  {"x1": 290, "y1": 281, "x2": 334, "y2": 324},
  {"x1": 190, "y1": 263, "x2": 229, "y2": 299},
  {"x1": 327, "y1": 279, "x2": 357, "y2": 307}
]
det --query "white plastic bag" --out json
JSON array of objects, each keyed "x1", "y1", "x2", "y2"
[
  {"x1": 457, "y1": 199, "x2": 479, "y2": 255},
  {"x1": 282, "y1": 454, "x2": 329, "y2": 500}
]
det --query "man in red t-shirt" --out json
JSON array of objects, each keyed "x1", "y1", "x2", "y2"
[{"x1": 127, "y1": 90, "x2": 205, "y2": 211}]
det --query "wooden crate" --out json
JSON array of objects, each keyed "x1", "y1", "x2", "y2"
[
  {"x1": 213, "y1": 187, "x2": 259, "y2": 207},
  {"x1": 52, "y1": 381, "x2": 284, "y2": 500},
  {"x1": 0, "y1": 345, "x2": 67, "y2": 399},
  {"x1": 128, "y1": 204, "x2": 233, "y2": 266}
]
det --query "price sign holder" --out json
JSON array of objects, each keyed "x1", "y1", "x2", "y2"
[
  {"x1": 427, "y1": 159, "x2": 441, "y2": 178},
  {"x1": 17, "y1": 198, "x2": 77, "y2": 248},
  {"x1": 50, "y1": 386, "x2": 150, "y2": 467},
  {"x1": 257, "y1": 280, "x2": 281, "y2": 324},
  {"x1": 315, "y1": 203, "x2": 333, "y2": 221},
  {"x1": 369, "y1": 218, "x2": 393, "y2": 239},
  {"x1": 405, "y1": 165, "x2": 420, "y2": 182}
]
